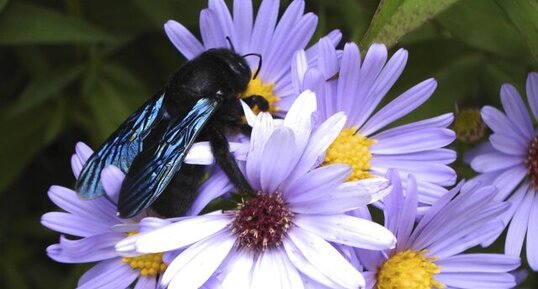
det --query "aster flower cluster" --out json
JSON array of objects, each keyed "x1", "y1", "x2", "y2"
[{"x1": 41, "y1": 0, "x2": 535, "y2": 288}]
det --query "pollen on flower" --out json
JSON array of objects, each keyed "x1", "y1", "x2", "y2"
[
  {"x1": 377, "y1": 250, "x2": 444, "y2": 289},
  {"x1": 122, "y1": 232, "x2": 167, "y2": 276},
  {"x1": 323, "y1": 127, "x2": 376, "y2": 181},
  {"x1": 526, "y1": 136, "x2": 538, "y2": 189},
  {"x1": 239, "y1": 77, "x2": 280, "y2": 114},
  {"x1": 231, "y1": 193, "x2": 293, "y2": 252}
]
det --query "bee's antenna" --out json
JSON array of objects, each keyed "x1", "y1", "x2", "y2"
[
  {"x1": 225, "y1": 36, "x2": 236, "y2": 52},
  {"x1": 242, "y1": 53, "x2": 262, "y2": 79}
]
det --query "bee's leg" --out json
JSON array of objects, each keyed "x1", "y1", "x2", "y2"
[{"x1": 208, "y1": 125, "x2": 253, "y2": 194}]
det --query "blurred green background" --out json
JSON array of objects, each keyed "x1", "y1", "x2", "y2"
[{"x1": 0, "y1": 0, "x2": 537, "y2": 288}]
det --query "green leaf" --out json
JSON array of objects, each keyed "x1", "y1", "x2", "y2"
[
  {"x1": 361, "y1": 0, "x2": 462, "y2": 49},
  {"x1": 0, "y1": 0, "x2": 8, "y2": 12},
  {"x1": 0, "y1": 104, "x2": 63, "y2": 194},
  {"x1": 132, "y1": 0, "x2": 204, "y2": 28},
  {"x1": 0, "y1": 2, "x2": 114, "y2": 45},
  {"x1": 436, "y1": 0, "x2": 529, "y2": 60},
  {"x1": 495, "y1": 0, "x2": 538, "y2": 62},
  {"x1": 81, "y1": 63, "x2": 147, "y2": 144},
  {"x1": 9, "y1": 65, "x2": 85, "y2": 116}
]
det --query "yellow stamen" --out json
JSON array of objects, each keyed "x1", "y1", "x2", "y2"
[
  {"x1": 122, "y1": 232, "x2": 167, "y2": 276},
  {"x1": 239, "y1": 77, "x2": 279, "y2": 114},
  {"x1": 323, "y1": 128, "x2": 376, "y2": 181},
  {"x1": 377, "y1": 250, "x2": 445, "y2": 289}
]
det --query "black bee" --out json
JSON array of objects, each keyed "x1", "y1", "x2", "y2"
[{"x1": 76, "y1": 48, "x2": 268, "y2": 218}]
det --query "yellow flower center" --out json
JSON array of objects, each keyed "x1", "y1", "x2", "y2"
[
  {"x1": 121, "y1": 232, "x2": 167, "y2": 276},
  {"x1": 239, "y1": 77, "x2": 279, "y2": 114},
  {"x1": 323, "y1": 128, "x2": 376, "y2": 181},
  {"x1": 377, "y1": 250, "x2": 445, "y2": 289}
]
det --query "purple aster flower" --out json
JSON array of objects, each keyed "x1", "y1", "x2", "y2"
[
  {"x1": 41, "y1": 143, "x2": 224, "y2": 289},
  {"x1": 291, "y1": 39, "x2": 456, "y2": 212},
  {"x1": 356, "y1": 171, "x2": 520, "y2": 289},
  {"x1": 468, "y1": 72, "x2": 538, "y2": 271},
  {"x1": 165, "y1": 0, "x2": 341, "y2": 115},
  {"x1": 116, "y1": 91, "x2": 397, "y2": 289}
]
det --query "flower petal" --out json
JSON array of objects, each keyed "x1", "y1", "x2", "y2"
[
  {"x1": 360, "y1": 78, "x2": 437, "y2": 136},
  {"x1": 136, "y1": 213, "x2": 231, "y2": 253},
  {"x1": 164, "y1": 20, "x2": 204, "y2": 60},
  {"x1": 164, "y1": 231, "x2": 235, "y2": 289},
  {"x1": 294, "y1": 215, "x2": 396, "y2": 250},
  {"x1": 286, "y1": 228, "x2": 365, "y2": 288}
]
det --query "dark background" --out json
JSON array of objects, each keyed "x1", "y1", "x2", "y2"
[{"x1": 0, "y1": 0, "x2": 537, "y2": 288}]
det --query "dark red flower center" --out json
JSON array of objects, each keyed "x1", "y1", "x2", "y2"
[
  {"x1": 527, "y1": 137, "x2": 538, "y2": 188},
  {"x1": 231, "y1": 193, "x2": 293, "y2": 252}
]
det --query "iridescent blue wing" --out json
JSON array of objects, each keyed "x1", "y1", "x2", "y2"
[
  {"x1": 117, "y1": 97, "x2": 220, "y2": 218},
  {"x1": 76, "y1": 93, "x2": 165, "y2": 199}
]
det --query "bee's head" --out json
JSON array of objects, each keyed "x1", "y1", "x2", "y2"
[{"x1": 205, "y1": 48, "x2": 251, "y2": 93}]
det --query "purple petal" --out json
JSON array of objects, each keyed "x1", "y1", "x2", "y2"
[
  {"x1": 200, "y1": 9, "x2": 226, "y2": 49},
  {"x1": 101, "y1": 165, "x2": 125, "y2": 204},
  {"x1": 47, "y1": 233, "x2": 123, "y2": 263},
  {"x1": 481, "y1": 106, "x2": 521, "y2": 138},
  {"x1": 77, "y1": 258, "x2": 138, "y2": 289},
  {"x1": 527, "y1": 72, "x2": 538, "y2": 121},
  {"x1": 527, "y1": 191, "x2": 538, "y2": 270},
  {"x1": 371, "y1": 148, "x2": 456, "y2": 164},
  {"x1": 435, "y1": 271, "x2": 516, "y2": 289},
  {"x1": 350, "y1": 48, "x2": 408, "y2": 127},
  {"x1": 260, "y1": 127, "x2": 298, "y2": 193},
  {"x1": 136, "y1": 213, "x2": 231, "y2": 253},
  {"x1": 208, "y1": 0, "x2": 235, "y2": 45},
  {"x1": 188, "y1": 169, "x2": 233, "y2": 216},
  {"x1": 437, "y1": 254, "x2": 520, "y2": 273},
  {"x1": 294, "y1": 215, "x2": 395, "y2": 250},
  {"x1": 350, "y1": 43, "x2": 388, "y2": 128},
  {"x1": 359, "y1": 78, "x2": 437, "y2": 136},
  {"x1": 287, "y1": 112, "x2": 346, "y2": 183},
  {"x1": 76, "y1": 142, "x2": 93, "y2": 164},
  {"x1": 370, "y1": 128, "x2": 455, "y2": 154},
  {"x1": 249, "y1": 0, "x2": 279, "y2": 56},
  {"x1": 233, "y1": 0, "x2": 253, "y2": 54},
  {"x1": 134, "y1": 276, "x2": 157, "y2": 289},
  {"x1": 283, "y1": 164, "x2": 350, "y2": 203},
  {"x1": 245, "y1": 112, "x2": 274, "y2": 191},
  {"x1": 282, "y1": 238, "x2": 342, "y2": 288},
  {"x1": 489, "y1": 133, "x2": 528, "y2": 156},
  {"x1": 264, "y1": 13, "x2": 317, "y2": 83},
  {"x1": 46, "y1": 185, "x2": 118, "y2": 224},
  {"x1": 219, "y1": 250, "x2": 254, "y2": 289},
  {"x1": 471, "y1": 153, "x2": 524, "y2": 173},
  {"x1": 335, "y1": 43, "x2": 360, "y2": 123},
  {"x1": 505, "y1": 186, "x2": 533, "y2": 256},
  {"x1": 286, "y1": 228, "x2": 365, "y2": 288},
  {"x1": 317, "y1": 37, "x2": 339, "y2": 81},
  {"x1": 42, "y1": 212, "x2": 112, "y2": 237},
  {"x1": 492, "y1": 165, "x2": 527, "y2": 200},
  {"x1": 164, "y1": 231, "x2": 235, "y2": 289},
  {"x1": 500, "y1": 83, "x2": 533, "y2": 139},
  {"x1": 250, "y1": 249, "x2": 304, "y2": 289},
  {"x1": 164, "y1": 20, "x2": 204, "y2": 60}
]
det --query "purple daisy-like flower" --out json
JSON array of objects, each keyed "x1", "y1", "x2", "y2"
[
  {"x1": 356, "y1": 171, "x2": 520, "y2": 289},
  {"x1": 165, "y1": 0, "x2": 341, "y2": 115},
  {"x1": 468, "y1": 72, "x2": 538, "y2": 271},
  {"x1": 291, "y1": 38, "x2": 456, "y2": 212},
  {"x1": 41, "y1": 143, "x2": 225, "y2": 289},
  {"x1": 116, "y1": 91, "x2": 397, "y2": 289}
]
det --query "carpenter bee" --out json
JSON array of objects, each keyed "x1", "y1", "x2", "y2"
[{"x1": 76, "y1": 48, "x2": 268, "y2": 218}]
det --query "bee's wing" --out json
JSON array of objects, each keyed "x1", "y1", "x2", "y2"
[
  {"x1": 117, "y1": 97, "x2": 220, "y2": 218},
  {"x1": 76, "y1": 93, "x2": 165, "y2": 199}
]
